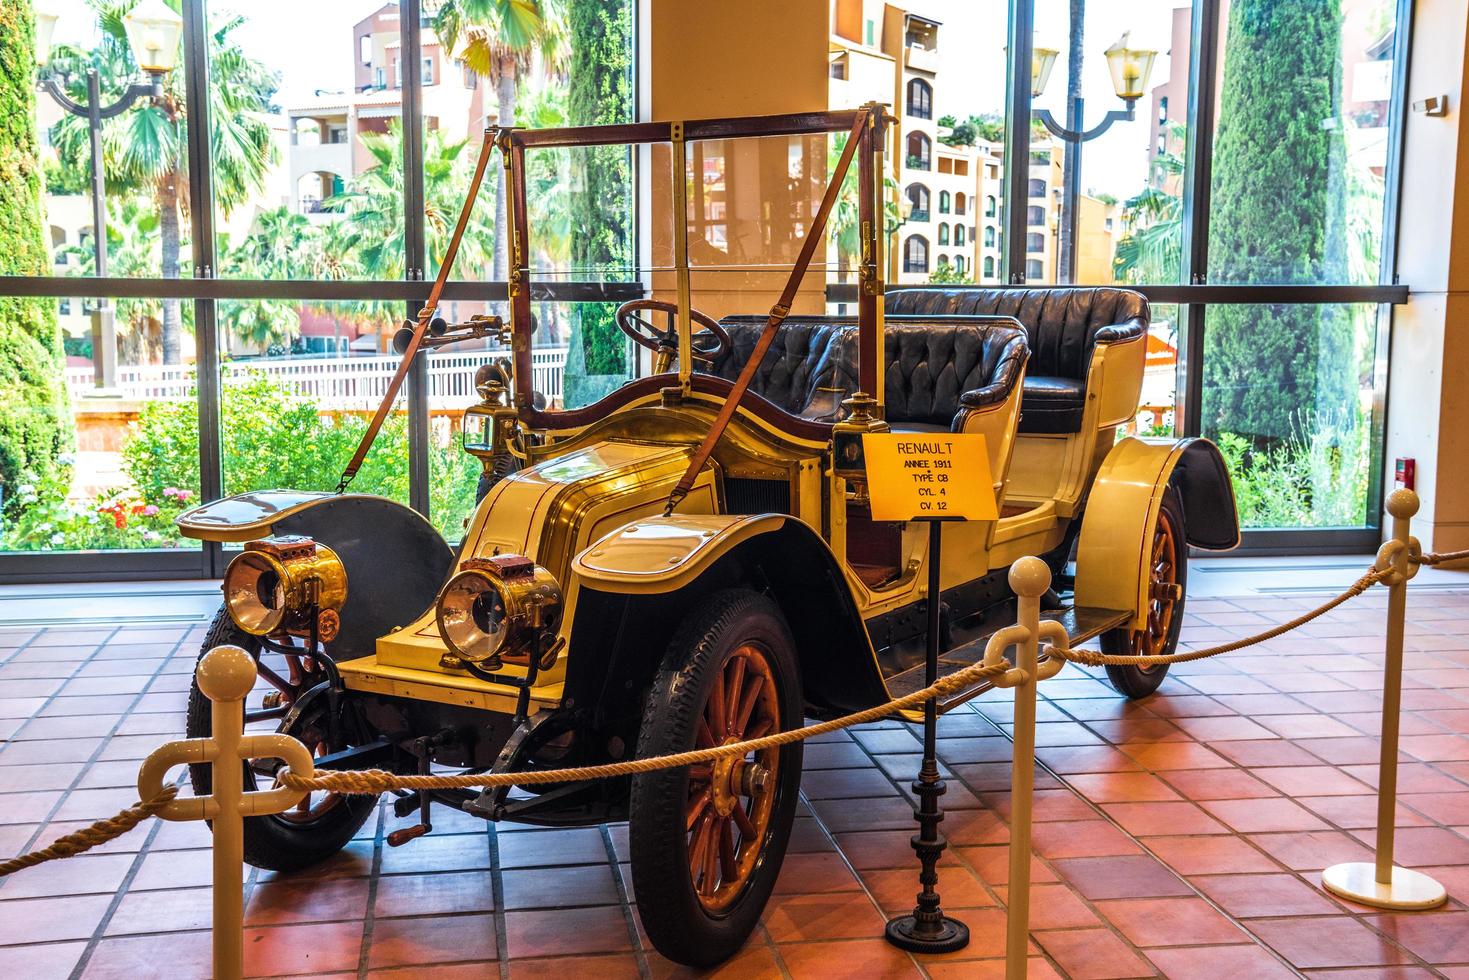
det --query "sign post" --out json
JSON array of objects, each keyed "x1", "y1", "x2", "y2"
[{"x1": 867, "y1": 433, "x2": 996, "y2": 955}]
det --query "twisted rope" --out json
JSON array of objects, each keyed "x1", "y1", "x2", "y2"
[
  {"x1": 0, "y1": 785, "x2": 178, "y2": 879},
  {"x1": 1418, "y1": 548, "x2": 1469, "y2": 567},
  {"x1": 281, "y1": 659, "x2": 1013, "y2": 796}
]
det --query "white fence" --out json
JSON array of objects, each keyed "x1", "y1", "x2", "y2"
[{"x1": 65, "y1": 348, "x2": 569, "y2": 411}]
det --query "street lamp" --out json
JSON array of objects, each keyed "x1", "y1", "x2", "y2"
[
  {"x1": 33, "y1": 0, "x2": 182, "y2": 393},
  {"x1": 1030, "y1": 31, "x2": 1157, "y2": 283}
]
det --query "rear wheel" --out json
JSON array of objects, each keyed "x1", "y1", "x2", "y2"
[
  {"x1": 1101, "y1": 489, "x2": 1187, "y2": 699},
  {"x1": 629, "y1": 589, "x2": 803, "y2": 967},
  {"x1": 186, "y1": 606, "x2": 376, "y2": 872}
]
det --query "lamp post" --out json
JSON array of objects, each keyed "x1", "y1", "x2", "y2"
[
  {"x1": 1030, "y1": 33, "x2": 1156, "y2": 283},
  {"x1": 33, "y1": 0, "x2": 182, "y2": 393}
]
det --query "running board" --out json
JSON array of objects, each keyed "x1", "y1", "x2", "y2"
[{"x1": 881, "y1": 604, "x2": 1130, "y2": 712}]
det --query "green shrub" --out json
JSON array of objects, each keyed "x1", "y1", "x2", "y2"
[
  {"x1": 2, "y1": 373, "x2": 481, "y2": 550},
  {"x1": 1215, "y1": 405, "x2": 1370, "y2": 528}
]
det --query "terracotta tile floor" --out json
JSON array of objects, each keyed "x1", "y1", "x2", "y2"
[{"x1": 3, "y1": 588, "x2": 1469, "y2": 978}]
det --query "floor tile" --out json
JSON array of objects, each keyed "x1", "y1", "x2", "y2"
[
  {"x1": 1032, "y1": 927, "x2": 1156, "y2": 979},
  {"x1": 1191, "y1": 872, "x2": 1343, "y2": 917},
  {"x1": 1144, "y1": 944, "x2": 1297, "y2": 980},
  {"x1": 1094, "y1": 896, "x2": 1249, "y2": 947},
  {"x1": 367, "y1": 912, "x2": 498, "y2": 967}
]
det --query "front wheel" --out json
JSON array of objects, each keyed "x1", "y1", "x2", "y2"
[
  {"x1": 1100, "y1": 488, "x2": 1188, "y2": 699},
  {"x1": 186, "y1": 606, "x2": 377, "y2": 872},
  {"x1": 629, "y1": 589, "x2": 803, "y2": 967}
]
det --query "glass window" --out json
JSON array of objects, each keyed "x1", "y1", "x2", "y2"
[
  {"x1": 955, "y1": 224, "x2": 966, "y2": 246},
  {"x1": 1032, "y1": 0, "x2": 1193, "y2": 286},
  {"x1": 1026, "y1": 258, "x2": 1043, "y2": 279},
  {"x1": 954, "y1": 191, "x2": 967, "y2": 215},
  {"x1": 1201, "y1": 304, "x2": 1382, "y2": 528},
  {"x1": 2, "y1": 293, "x2": 201, "y2": 554},
  {"x1": 904, "y1": 235, "x2": 929, "y2": 273},
  {"x1": 984, "y1": 226, "x2": 996, "y2": 247},
  {"x1": 1207, "y1": 0, "x2": 1394, "y2": 288},
  {"x1": 938, "y1": 223, "x2": 950, "y2": 245},
  {"x1": 213, "y1": 1, "x2": 403, "y2": 282},
  {"x1": 907, "y1": 78, "x2": 933, "y2": 119},
  {"x1": 906, "y1": 131, "x2": 931, "y2": 170},
  {"x1": 985, "y1": 195, "x2": 997, "y2": 216},
  {"x1": 938, "y1": 190, "x2": 951, "y2": 213},
  {"x1": 983, "y1": 255, "x2": 995, "y2": 277},
  {"x1": 1027, "y1": 205, "x2": 1046, "y2": 226},
  {"x1": 906, "y1": 183, "x2": 930, "y2": 221}
]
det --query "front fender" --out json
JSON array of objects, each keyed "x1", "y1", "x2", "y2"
[
  {"x1": 177, "y1": 490, "x2": 455, "y2": 657},
  {"x1": 571, "y1": 514, "x2": 889, "y2": 717},
  {"x1": 1076, "y1": 437, "x2": 1239, "y2": 630}
]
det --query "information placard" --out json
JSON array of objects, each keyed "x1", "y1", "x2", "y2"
[{"x1": 861, "y1": 433, "x2": 996, "y2": 522}]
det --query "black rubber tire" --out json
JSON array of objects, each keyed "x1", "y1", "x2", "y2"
[
  {"x1": 629, "y1": 589, "x2": 804, "y2": 968},
  {"x1": 1101, "y1": 489, "x2": 1188, "y2": 699},
  {"x1": 186, "y1": 605, "x2": 376, "y2": 873}
]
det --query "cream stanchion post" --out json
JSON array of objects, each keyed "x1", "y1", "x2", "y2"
[
  {"x1": 982, "y1": 557, "x2": 1065, "y2": 980},
  {"x1": 136, "y1": 646, "x2": 316, "y2": 980},
  {"x1": 1322, "y1": 488, "x2": 1447, "y2": 910}
]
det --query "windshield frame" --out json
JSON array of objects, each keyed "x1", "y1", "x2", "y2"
[{"x1": 498, "y1": 107, "x2": 889, "y2": 429}]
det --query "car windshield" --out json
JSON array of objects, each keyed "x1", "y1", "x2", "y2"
[{"x1": 514, "y1": 118, "x2": 871, "y2": 416}]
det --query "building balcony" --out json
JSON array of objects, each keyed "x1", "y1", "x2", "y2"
[
  {"x1": 290, "y1": 141, "x2": 352, "y2": 183},
  {"x1": 905, "y1": 45, "x2": 939, "y2": 74}
]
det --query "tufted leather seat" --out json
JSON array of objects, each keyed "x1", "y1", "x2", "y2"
[
  {"x1": 704, "y1": 315, "x2": 1028, "y2": 431},
  {"x1": 884, "y1": 287, "x2": 1149, "y2": 434}
]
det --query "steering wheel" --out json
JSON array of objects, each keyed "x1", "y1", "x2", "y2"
[{"x1": 615, "y1": 300, "x2": 730, "y2": 374}]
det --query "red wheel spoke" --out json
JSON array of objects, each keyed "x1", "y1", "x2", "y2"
[
  {"x1": 708, "y1": 668, "x2": 727, "y2": 738},
  {"x1": 687, "y1": 764, "x2": 712, "y2": 782},
  {"x1": 734, "y1": 674, "x2": 765, "y2": 737},
  {"x1": 745, "y1": 717, "x2": 773, "y2": 740},
  {"x1": 700, "y1": 816, "x2": 720, "y2": 895},
  {"x1": 696, "y1": 718, "x2": 717, "y2": 749},
  {"x1": 688, "y1": 811, "x2": 713, "y2": 882},
  {"x1": 685, "y1": 790, "x2": 712, "y2": 831},
  {"x1": 725, "y1": 656, "x2": 747, "y2": 735},
  {"x1": 731, "y1": 801, "x2": 757, "y2": 839},
  {"x1": 717, "y1": 817, "x2": 737, "y2": 881}
]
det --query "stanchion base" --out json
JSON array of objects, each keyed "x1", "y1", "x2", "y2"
[
  {"x1": 884, "y1": 914, "x2": 970, "y2": 953},
  {"x1": 1322, "y1": 863, "x2": 1448, "y2": 910}
]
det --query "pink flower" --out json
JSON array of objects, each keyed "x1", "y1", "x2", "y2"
[
  {"x1": 143, "y1": 505, "x2": 159, "y2": 517},
  {"x1": 162, "y1": 487, "x2": 179, "y2": 498}
]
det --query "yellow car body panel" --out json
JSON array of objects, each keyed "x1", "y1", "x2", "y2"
[
  {"x1": 573, "y1": 513, "x2": 788, "y2": 594},
  {"x1": 1076, "y1": 436, "x2": 1240, "y2": 630}
]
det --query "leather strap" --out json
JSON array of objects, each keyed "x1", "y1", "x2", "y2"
[
  {"x1": 335, "y1": 129, "x2": 500, "y2": 493},
  {"x1": 664, "y1": 111, "x2": 870, "y2": 514}
]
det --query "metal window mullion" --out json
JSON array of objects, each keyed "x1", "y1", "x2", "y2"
[
  {"x1": 402, "y1": 1, "x2": 430, "y2": 519},
  {"x1": 183, "y1": 0, "x2": 221, "y2": 578},
  {"x1": 1003, "y1": 0, "x2": 1033, "y2": 284}
]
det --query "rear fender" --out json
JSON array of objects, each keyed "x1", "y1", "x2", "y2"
[
  {"x1": 177, "y1": 491, "x2": 455, "y2": 657},
  {"x1": 1076, "y1": 437, "x2": 1240, "y2": 631},
  {"x1": 571, "y1": 514, "x2": 888, "y2": 717}
]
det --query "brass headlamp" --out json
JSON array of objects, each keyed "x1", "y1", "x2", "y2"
[
  {"x1": 223, "y1": 535, "x2": 348, "y2": 641},
  {"x1": 436, "y1": 554, "x2": 561, "y2": 671}
]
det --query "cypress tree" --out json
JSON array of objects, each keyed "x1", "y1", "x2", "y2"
[
  {"x1": 564, "y1": 0, "x2": 633, "y2": 405},
  {"x1": 1203, "y1": 0, "x2": 1352, "y2": 443},
  {"x1": 0, "y1": 0, "x2": 72, "y2": 505}
]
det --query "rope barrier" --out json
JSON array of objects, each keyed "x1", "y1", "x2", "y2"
[
  {"x1": 0, "y1": 784, "x2": 178, "y2": 878},
  {"x1": 1, "y1": 544, "x2": 1461, "y2": 881}
]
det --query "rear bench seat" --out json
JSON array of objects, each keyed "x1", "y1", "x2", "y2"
[{"x1": 704, "y1": 315, "x2": 1029, "y2": 432}]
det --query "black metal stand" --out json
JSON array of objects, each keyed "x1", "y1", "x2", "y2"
[{"x1": 885, "y1": 519, "x2": 970, "y2": 953}]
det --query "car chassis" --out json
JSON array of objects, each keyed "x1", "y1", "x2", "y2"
[{"x1": 176, "y1": 105, "x2": 1239, "y2": 966}]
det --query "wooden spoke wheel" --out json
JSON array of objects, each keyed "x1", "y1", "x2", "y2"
[
  {"x1": 186, "y1": 606, "x2": 376, "y2": 872},
  {"x1": 630, "y1": 590, "x2": 804, "y2": 968},
  {"x1": 1101, "y1": 488, "x2": 1188, "y2": 699},
  {"x1": 683, "y1": 643, "x2": 781, "y2": 913}
]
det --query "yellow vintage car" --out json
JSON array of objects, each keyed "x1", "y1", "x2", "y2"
[{"x1": 176, "y1": 106, "x2": 1238, "y2": 966}]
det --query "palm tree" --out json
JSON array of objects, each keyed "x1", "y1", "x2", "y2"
[
  {"x1": 325, "y1": 124, "x2": 496, "y2": 321},
  {"x1": 433, "y1": 0, "x2": 566, "y2": 289},
  {"x1": 1113, "y1": 123, "x2": 1185, "y2": 284},
  {"x1": 47, "y1": 3, "x2": 276, "y2": 364}
]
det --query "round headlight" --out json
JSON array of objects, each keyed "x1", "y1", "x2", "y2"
[
  {"x1": 436, "y1": 555, "x2": 561, "y2": 668},
  {"x1": 222, "y1": 536, "x2": 348, "y2": 638},
  {"x1": 224, "y1": 550, "x2": 290, "y2": 635},
  {"x1": 437, "y1": 569, "x2": 511, "y2": 663}
]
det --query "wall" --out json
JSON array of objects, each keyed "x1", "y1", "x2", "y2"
[{"x1": 1384, "y1": 0, "x2": 1469, "y2": 549}]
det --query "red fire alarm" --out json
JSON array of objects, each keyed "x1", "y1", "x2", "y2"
[{"x1": 1395, "y1": 457, "x2": 1416, "y2": 491}]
